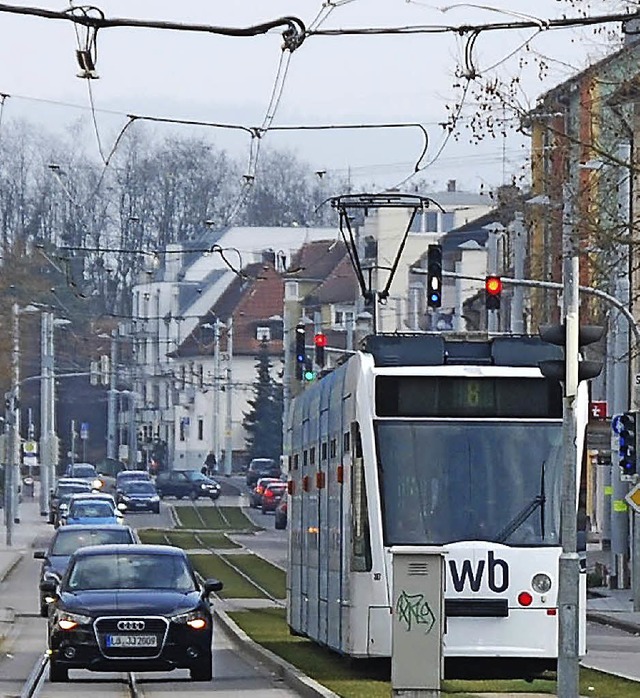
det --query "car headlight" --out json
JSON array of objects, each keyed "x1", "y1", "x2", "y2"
[
  {"x1": 200, "y1": 484, "x2": 208, "y2": 490},
  {"x1": 531, "y1": 573, "x2": 552, "y2": 593},
  {"x1": 92, "y1": 479, "x2": 103, "y2": 489},
  {"x1": 171, "y1": 609, "x2": 208, "y2": 629},
  {"x1": 57, "y1": 611, "x2": 92, "y2": 630},
  {"x1": 150, "y1": 496, "x2": 160, "y2": 502}
]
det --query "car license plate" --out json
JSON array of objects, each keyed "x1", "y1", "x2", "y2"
[{"x1": 105, "y1": 634, "x2": 158, "y2": 648}]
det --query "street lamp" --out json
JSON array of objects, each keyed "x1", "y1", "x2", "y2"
[{"x1": 4, "y1": 302, "x2": 40, "y2": 544}]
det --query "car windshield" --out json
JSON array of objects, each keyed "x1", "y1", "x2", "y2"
[
  {"x1": 120, "y1": 472, "x2": 149, "y2": 482},
  {"x1": 69, "y1": 501, "x2": 115, "y2": 519},
  {"x1": 56, "y1": 484, "x2": 90, "y2": 497},
  {"x1": 250, "y1": 460, "x2": 275, "y2": 471},
  {"x1": 51, "y1": 529, "x2": 133, "y2": 555},
  {"x1": 66, "y1": 553, "x2": 196, "y2": 591},
  {"x1": 124, "y1": 481, "x2": 156, "y2": 494},
  {"x1": 69, "y1": 465, "x2": 96, "y2": 478},
  {"x1": 184, "y1": 471, "x2": 206, "y2": 481}
]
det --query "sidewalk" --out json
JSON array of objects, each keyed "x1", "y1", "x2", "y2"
[{"x1": 0, "y1": 482, "x2": 52, "y2": 646}]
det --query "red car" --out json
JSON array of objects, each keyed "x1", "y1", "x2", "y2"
[
  {"x1": 261, "y1": 482, "x2": 287, "y2": 514},
  {"x1": 249, "y1": 477, "x2": 280, "y2": 508},
  {"x1": 274, "y1": 491, "x2": 288, "y2": 530}
]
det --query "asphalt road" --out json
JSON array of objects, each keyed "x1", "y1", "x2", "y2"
[{"x1": 0, "y1": 499, "x2": 301, "y2": 697}]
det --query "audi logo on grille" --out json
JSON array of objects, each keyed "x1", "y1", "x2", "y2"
[{"x1": 117, "y1": 620, "x2": 146, "y2": 631}]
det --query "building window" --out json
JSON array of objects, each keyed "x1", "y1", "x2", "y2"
[
  {"x1": 198, "y1": 418, "x2": 204, "y2": 441},
  {"x1": 198, "y1": 364, "x2": 204, "y2": 389},
  {"x1": 256, "y1": 326, "x2": 271, "y2": 342},
  {"x1": 180, "y1": 365, "x2": 186, "y2": 389},
  {"x1": 332, "y1": 306, "x2": 354, "y2": 330}
]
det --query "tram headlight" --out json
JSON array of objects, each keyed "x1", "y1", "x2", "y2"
[{"x1": 531, "y1": 573, "x2": 552, "y2": 593}]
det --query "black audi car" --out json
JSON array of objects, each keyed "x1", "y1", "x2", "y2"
[{"x1": 42, "y1": 544, "x2": 223, "y2": 682}]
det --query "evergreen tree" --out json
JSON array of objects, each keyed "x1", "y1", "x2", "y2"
[{"x1": 243, "y1": 340, "x2": 283, "y2": 461}]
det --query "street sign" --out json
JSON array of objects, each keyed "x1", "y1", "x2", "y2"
[
  {"x1": 80, "y1": 422, "x2": 89, "y2": 440},
  {"x1": 625, "y1": 483, "x2": 640, "y2": 514},
  {"x1": 590, "y1": 401, "x2": 607, "y2": 419},
  {"x1": 612, "y1": 414, "x2": 624, "y2": 434}
]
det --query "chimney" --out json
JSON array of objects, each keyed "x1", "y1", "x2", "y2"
[{"x1": 447, "y1": 179, "x2": 456, "y2": 192}]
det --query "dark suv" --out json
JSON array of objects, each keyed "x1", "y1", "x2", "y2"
[
  {"x1": 42, "y1": 544, "x2": 223, "y2": 682},
  {"x1": 245, "y1": 458, "x2": 280, "y2": 488},
  {"x1": 155, "y1": 470, "x2": 221, "y2": 500}
]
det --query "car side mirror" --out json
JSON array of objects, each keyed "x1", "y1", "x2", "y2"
[
  {"x1": 33, "y1": 550, "x2": 46, "y2": 560},
  {"x1": 40, "y1": 579, "x2": 57, "y2": 594},
  {"x1": 203, "y1": 578, "x2": 223, "y2": 595}
]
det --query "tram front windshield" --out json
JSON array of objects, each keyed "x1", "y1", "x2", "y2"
[{"x1": 375, "y1": 421, "x2": 563, "y2": 547}]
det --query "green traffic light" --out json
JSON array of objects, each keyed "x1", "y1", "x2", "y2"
[{"x1": 303, "y1": 369, "x2": 316, "y2": 381}]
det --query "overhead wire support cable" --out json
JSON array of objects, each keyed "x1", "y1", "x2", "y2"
[
  {"x1": 305, "y1": 9, "x2": 638, "y2": 37},
  {"x1": 0, "y1": 3, "x2": 306, "y2": 49}
]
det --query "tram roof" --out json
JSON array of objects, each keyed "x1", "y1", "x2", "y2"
[{"x1": 361, "y1": 333, "x2": 563, "y2": 368}]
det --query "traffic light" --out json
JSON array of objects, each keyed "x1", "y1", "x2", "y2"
[
  {"x1": 618, "y1": 411, "x2": 638, "y2": 477},
  {"x1": 485, "y1": 275, "x2": 502, "y2": 310},
  {"x1": 314, "y1": 332, "x2": 327, "y2": 368},
  {"x1": 295, "y1": 323, "x2": 306, "y2": 380},
  {"x1": 538, "y1": 323, "x2": 604, "y2": 382},
  {"x1": 426, "y1": 244, "x2": 443, "y2": 308},
  {"x1": 303, "y1": 356, "x2": 316, "y2": 382}
]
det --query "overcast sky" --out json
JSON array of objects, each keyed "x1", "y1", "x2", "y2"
[{"x1": 0, "y1": 0, "x2": 628, "y2": 192}]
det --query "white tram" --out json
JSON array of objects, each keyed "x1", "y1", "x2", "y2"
[{"x1": 286, "y1": 334, "x2": 587, "y2": 667}]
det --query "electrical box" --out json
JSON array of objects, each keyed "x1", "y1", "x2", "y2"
[{"x1": 391, "y1": 547, "x2": 445, "y2": 696}]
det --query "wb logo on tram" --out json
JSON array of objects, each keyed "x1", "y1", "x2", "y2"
[{"x1": 448, "y1": 551, "x2": 509, "y2": 593}]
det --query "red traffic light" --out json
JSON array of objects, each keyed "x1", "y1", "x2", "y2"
[
  {"x1": 314, "y1": 333, "x2": 327, "y2": 347},
  {"x1": 485, "y1": 275, "x2": 502, "y2": 296}
]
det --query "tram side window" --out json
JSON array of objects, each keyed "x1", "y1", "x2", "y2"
[
  {"x1": 303, "y1": 450, "x2": 308, "y2": 467},
  {"x1": 351, "y1": 422, "x2": 371, "y2": 572}
]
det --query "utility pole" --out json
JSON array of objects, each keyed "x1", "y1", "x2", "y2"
[
  {"x1": 557, "y1": 185, "x2": 580, "y2": 698},
  {"x1": 107, "y1": 330, "x2": 117, "y2": 460},
  {"x1": 10, "y1": 302, "x2": 20, "y2": 525},
  {"x1": 510, "y1": 214, "x2": 526, "y2": 334},
  {"x1": 224, "y1": 318, "x2": 233, "y2": 476},
  {"x1": 39, "y1": 311, "x2": 54, "y2": 517},
  {"x1": 212, "y1": 320, "x2": 221, "y2": 465}
]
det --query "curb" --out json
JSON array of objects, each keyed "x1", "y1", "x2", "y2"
[
  {"x1": 586, "y1": 611, "x2": 640, "y2": 636},
  {"x1": 0, "y1": 552, "x2": 23, "y2": 584},
  {"x1": 213, "y1": 604, "x2": 339, "y2": 698}
]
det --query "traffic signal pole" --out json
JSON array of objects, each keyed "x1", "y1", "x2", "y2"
[{"x1": 557, "y1": 188, "x2": 580, "y2": 698}]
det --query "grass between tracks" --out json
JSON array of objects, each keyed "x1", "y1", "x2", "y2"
[
  {"x1": 174, "y1": 504, "x2": 259, "y2": 531},
  {"x1": 137, "y1": 528, "x2": 240, "y2": 549},
  {"x1": 189, "y1": 553, "x2": 266, "y2": 599},
  {"x1": 220, "y1": 552, "x2": 286, "y2": 599},
  {"x1": 228, "y1": 607, "x2": 640, "y2": 698}
]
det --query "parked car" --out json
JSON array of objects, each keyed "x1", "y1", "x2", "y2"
[
  {"x1": 245, "y1": 458, "x2": 280, "y2": 488},
  {"x1": 48, "y1": 479, "x2": 93, "y2": 527},
  {"x1": 42, "y1": 544, "x2": 223, "y2": 682},
  {"x1": 260, "y1": 481, "x2": 287, "y2": 514},
  {"x1": 274, "y1": 491, "x2": 288, "y2": 530},
  {"x1": 63, "y1": 463, "x2": 103, "y2": 490},
  {"x1": 34, "y1": 523, "x2": 138, "y2": 616},
  {"x1": 117, "y1": 479, "x2": 160, "y2": 513},
  {"x1": 156, "y1": 470, "x2": 221, "y2": 501},
  {"x1": 62, "y1": 497, "x2": 124, "y2": 526},
  {"x1": 249, "y1": 477, "x2": 280, "y2": 509}
]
